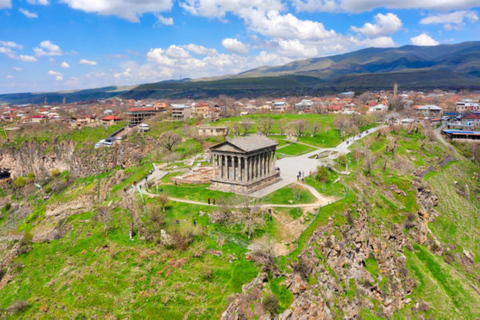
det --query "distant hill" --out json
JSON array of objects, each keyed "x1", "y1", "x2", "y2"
[{"x1": 2, "y1": 41, "x2": 480, "y2": 104}]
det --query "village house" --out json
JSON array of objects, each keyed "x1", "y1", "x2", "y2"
[
  {"x1": 171, "y1": 104, "x2": 192, "y2": 121},
  {"x1": 415, "y1": 105, "x2": 443, "y2": 117},
  {"x1": 461, "y1": 113, "x2": 480, "y2": 128},
  {"x1": 369, "y1": 104, "x2": 388, "y2": 112},
  {"x1": 295, "y1": 99, "x2": 313, "y2": 112},
  {"x1": 271, "y1": 99, "x2": 289, "y2": 112},
  {"x1": 101, "y1": 115, "x2": 122, "y2": 126},
  {"x1": 126, "y1": 105, "x2": 164, "y2": 126}
]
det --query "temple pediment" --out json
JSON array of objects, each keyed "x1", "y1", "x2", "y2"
[{"x1": 212, "y1": 143, "x2": 245, "y2": 153}]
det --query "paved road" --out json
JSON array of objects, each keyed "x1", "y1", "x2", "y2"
[{"x1": 249, "y1": 126, "x2": 384, "y2": 198}]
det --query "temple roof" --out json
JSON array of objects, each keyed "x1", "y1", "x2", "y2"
[{"x1": 210, "y1": 134, "x2": 278, "y2": 153}]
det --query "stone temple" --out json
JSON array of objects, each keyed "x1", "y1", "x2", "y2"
[{"x1": 209, "y1": 135, "x2": 280, "y2": 194}]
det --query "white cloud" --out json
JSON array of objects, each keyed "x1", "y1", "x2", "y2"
[
  {"x1": 411, "y1": 33, "x2": 439, "y2": 46},
  {"x1": 61, "y1": 0, "x2": 173, "y2": 22},
  {"x1": 13, "y1": 67, "x2": 22, "y2": 71},
  {"x1": 19, "y1": 8, "x2": 39, "y2": 18},
  {"x1": 0, "y1": 47, "x2": 16, "y2": 59},
  {"x1": 182, "y1": 44, "x2": 218, "y2": 56},
  {"x1": 350, "y1": 36, "x2": 396, "y2": 48},
  {"x1": 0, "y1": 40, "x2": 22, "y2": 49},
  {"x1": 27, "y1": 0, "x2": 49, "y2": 5},
  {"x1": 0, "y1": 0, "x2": 11, "y2": 9},
  {"x1": 6, "y1": 75, "x2": 13, "y2": 79},
  {"x1": 34, "y1": 40, "x2": 63, "y2": 57},
  {"x1": 48, "y1": 70, "x2": 63, "y2": 81},
  {"x1": 79, "y1": 59, "x2": 97, "y2": 65},
  {"x1": 244, "y1": 10, "x2": 336, "y2": 41},
  {"x1": 157, "y1": 14, "x2": 173, "y2": 25},
  {"x1": 19, "y1": 55, "x2": 38, "y2": 62},
  {"x1": 293, "y1": 0, "x2": 480, "y2": 13},
  {"x1": 61, "y1": 61, "x2": 70, "y2": 68},
  {"x1": 420, "y1": 10, "x2": 478, "y2": 30},
  {"x1": 222, "y1": 38, "x2": 249, "y2": 55},
  {"x1": 351, "y1": 13, "x2": 402, "y2": 37},
  {"x1": 180, "y1": 0, "x2": 284, "y2": 19}
]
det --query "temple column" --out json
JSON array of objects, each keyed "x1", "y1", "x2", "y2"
[
  {"x1": 263, "y1": 152, "x2": 267, "y2": 176},
  {"x1": 221, "y1": 155, "x2": 225, "y2": 179},
  {"x1": 266, "y1": 152, "x2": 270, "y2": 174},
  {"x1": 259, "y1": 153, "x2": 263, "y2": 178},
  {"x1": 227, "y1": 156, "x2": 231, "y2": 181},
  {"x1": 262, "y1": 152, "x2": 267, "y2": 177},
  {"x1": 235, "y1": 156, "x2": 239, "y2": 181},
  {"x1": 213, "y1": 154, "x2": 217, "y2": 178}
]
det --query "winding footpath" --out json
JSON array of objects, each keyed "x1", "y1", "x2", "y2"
[{"x1": 136, "y1": 126, "x2": 383, "y2": 208}]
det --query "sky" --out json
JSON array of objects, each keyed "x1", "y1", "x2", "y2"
[{"x1": 1, "y1": 0, "x2": 480, "y2": 94}]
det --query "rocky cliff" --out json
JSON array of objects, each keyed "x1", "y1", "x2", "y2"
[{"x1": 0, "y1": 137, "x2": 159, "y2": 179}]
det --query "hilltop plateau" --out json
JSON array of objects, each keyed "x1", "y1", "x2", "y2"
[{"x1": 0, "y1": 112, "x2": 479, "y2": 319}]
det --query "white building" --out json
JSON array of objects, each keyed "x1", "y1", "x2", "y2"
[{"x1": 369, "y1": 104, "x2": 388, "y2": 112}]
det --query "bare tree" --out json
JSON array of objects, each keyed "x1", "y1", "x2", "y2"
[
  {"x1": 257, "y1": 117, "x2": 273, "y2": 136},
  {"x1": 157, "y1": 192, "x2": 169, "y2": 212},
  {"x1": 389, "y1": 95, "x2": 407, "y2": 112},
  {"x1": 122, "y1": 194, "x2": 140, "y2": 241},
  {"x1": 293, "y1": 120, "x2": 306, "y2": 137},
  {"x1": 96, "y1": 206, "x2": 113, "y2": 236},
  {"x1": 232, "y1": 122, "x2": 241, "y2": 135},
  {"x1": 234, "y1": 196, "x2": 265, "y2": 239},
  {"x1": 159, "y1": 131, "x2": 182, "y2": 152},
  {"x1": 334, "y1": 115, "x2": 350, "y2": 140},
  {"x1": 309, "y1": 122, "x2": 320, "y2": 137},
  {"x1": 362, "y1": 143, "x2": 375, "y2": 177},
  {"x1": 241, "y1": 120, "x2": 254, "y2": 135},
  {"x1": 277, "y1": 120, "x2": 286, "y2": 136},
  {"x1": 142, "y1": 203, "x2": 167, "y2": 244},
  {"x1": 292, "y1": 185, "x2": 302, "y2": 216}
]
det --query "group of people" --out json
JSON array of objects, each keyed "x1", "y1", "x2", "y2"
[{"x1": 207, "y1": 198, "x2": 216, "y2": 205}]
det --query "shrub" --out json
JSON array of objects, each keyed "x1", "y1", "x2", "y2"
[
  {"x1": 50, "y1": 169, "x2": 60, "y2": 177},
  {"x1": 13, "y1": 177, "x2": 28, "y2": 188},
  {"x1": 169, "y1": 228, "x2": 194, "y2": 251},
  {"x1": 3, "y1": 203, "x2": 11, "y2": 212},
  {"x1": 263, "y1": 294, "x2": 279, "y2": 315},
  {"x1": 315, "y1": 165, "x2": 330, "y2": 183},
  {"x1": 292, "y1": 257, "x2": 311, "y2": 280},
  {"x1": 26, "y1": 172, "x2": 35, "y2": 180}
]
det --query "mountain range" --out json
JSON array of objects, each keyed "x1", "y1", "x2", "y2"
[{"x1": 3, "y1": 41, "x2": 480, "y2": 104}]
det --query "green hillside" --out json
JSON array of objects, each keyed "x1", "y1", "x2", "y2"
[{"x1": 0, "y1": 115, "x2": 479, "y2": 319}]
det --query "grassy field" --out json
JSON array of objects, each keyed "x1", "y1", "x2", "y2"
[
  {"x1": 263, "y1": 184, "x2": 316, "y2": 205},
  {"x1": 277, "y1": 143, "x2": 316, "y2": 156},
  {"x1": 211, "y1": 114, "x2": 344, "y2": 148}
]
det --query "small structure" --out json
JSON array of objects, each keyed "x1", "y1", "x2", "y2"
[
  {"x1": 197, "y1": 126, "x2": 228, "y2": 137},
  {"x1": 369, "y1": 104, "x2": 388, "y2": 112},
  {"x1": 101, "y1": 115, "x2": 122, "y2": 126},
  {"x1": 138, "y1": 123, "x2": 150, "y2": 133},
  {"x1": 209, "y1": 135, "x2": 280, "y2": 194},
  {"x1": 442, "y1": 129, "x2": 480, "y2": 140}
]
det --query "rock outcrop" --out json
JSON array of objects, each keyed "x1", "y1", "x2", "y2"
[{"x1": 0, "y1": 137, "x2": 159, "y2": 179}]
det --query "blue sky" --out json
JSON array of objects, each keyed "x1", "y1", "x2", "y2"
[{"x1": 0, "y1": 0, "x2": 479, "y2": 94}]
